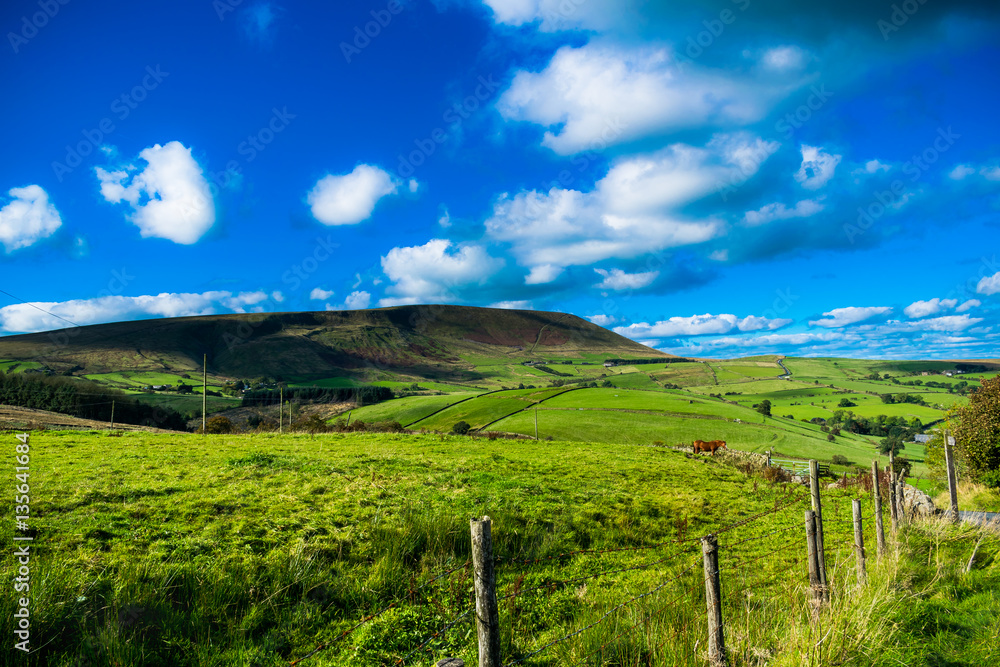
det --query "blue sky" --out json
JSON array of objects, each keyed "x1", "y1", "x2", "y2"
[{"x1": 1, "y1": 0, "x2": 999, "y2": 360}]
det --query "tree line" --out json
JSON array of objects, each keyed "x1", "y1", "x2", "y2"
[
  {"x1": 240, "y1": 385, "x2": 393, "y2": 407},
  {"x1": 0, "y1": 372, "x2": 187, "y2": 429}
]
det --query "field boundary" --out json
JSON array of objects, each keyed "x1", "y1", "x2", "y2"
[{"x1": 473, "y1": 386, "x2": 583, "y2": 433}]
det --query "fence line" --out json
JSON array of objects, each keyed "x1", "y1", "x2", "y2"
[
  {"x1": 500, "y1": 542, "x2": 701, "y2": 601},
  {"x1": 572, "y1": 579, "x2": 703, "y2": 666},
  {"x1": 289, "y1": 459, "x2": 897, "y2": 666}
]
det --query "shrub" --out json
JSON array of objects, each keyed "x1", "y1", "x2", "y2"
[
  {"x1": 452, "y1": 421, "x2": 471, "y2": 435},
  {"x1": 832, "y1": 454, "x2": 850, "y2": 465},
  {"x1": 203, "y1": 415, "x2": 234, "y2": 434},
  {"x1": 762, "y1": 466, "x2": 791, "y2": 483},
  {"x1": 827, "y1": 433, "x2": 835, "y2": 442}
]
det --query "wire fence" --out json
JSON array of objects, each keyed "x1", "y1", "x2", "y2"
[{"x1": 286, "y1": 462, "x2": 906, "y2": 667}]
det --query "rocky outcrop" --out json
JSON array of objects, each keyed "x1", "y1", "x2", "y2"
[{"x1": 901, "y1": 483, "x2": 937, "y2": 516}]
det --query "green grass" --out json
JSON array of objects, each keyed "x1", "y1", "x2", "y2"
[
  {"x1": 370, "y1": 380, "x2": 480, "y2": 393},
  {"x1": 341, "y1": 393, "x2": 479, "y2": 425},
  {"x1": 3, "y1": 430, "x2": 995, "y2": 666},
  {"x1": 129, "y1": 393, "x2": 241, "y2": 416},
  {"x1": 606, "y1": 372, "x2": 662, "y2": 390},
  {"x1": 0, "y1": 359, "x2": 44, "y2": 373},
  {"x1": 413, "y1": 388, "x2": 568, "y2": 431}
]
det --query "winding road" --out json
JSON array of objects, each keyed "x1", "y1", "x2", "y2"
[{"x1": 777, "y1": 357, "x2": 791, "y2": 379}]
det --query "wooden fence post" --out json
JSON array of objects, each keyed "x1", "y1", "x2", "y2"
[
  {"x1": 808, "y1": 460, "x2": 828, "y2": 599},
  {"x1": 944, "y1": 430, "x2": 960, "y2": 523},
  {"x1": 887, "y1": 461, "x2": 898, "y2": 534},
  {"x1": 701, "y1": 534, "x2": 728, "y2": 667},
  {"x1": 852, "y1": 499, "x2": 867, "y2": 586},
  {"x1": 805, "y1": 510, "x2": 823, "y2": 617},
  {"x1": 871, "y1": 460, "x2": 886, "y2": 557},
  {"x1": 470, "y1": 517, "x2": 500, "y2": 667}
]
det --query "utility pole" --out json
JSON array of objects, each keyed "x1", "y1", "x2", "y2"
[
  {"x1": 110, "y1": 400, "x2": 115, "y2": 431},
  {"x1": 202, "y1": 354, "x2": 207, "y2": 434},
  {"x1": 534, "y1": 403, "x2": 538, "y2": 440},
  {"x1": 279, "y1": 386, "x2": 283, "y2": 434}
]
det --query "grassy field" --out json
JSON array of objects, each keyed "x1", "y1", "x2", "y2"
[
  {"x1": 0, "y1": 359, "x2": 45, "y2": 373},
  {"x1": 341, "y1": 393, "x2": 480, "y2": 426},
  {"x1": 2, "y1": 430, "x2": 996, "y2": 666}
]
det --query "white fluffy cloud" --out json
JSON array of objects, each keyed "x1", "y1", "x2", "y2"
[
  {"x1": 878, "y1": 314, "x2": 983, "y2": 333},
  {"x1": 498, "y1": 44, "x2": 795, "y2": 154},
  {"x1": 615, "y1": 313, "x2": 791, "y2": 339},
  {"x1": 903, "y1": 298, "x2": 958, "y2": 318},
  {"x1": 809, "y1": 306, "x2": 891, "y2": 328},
  {"x1": 486, "y1": 134, "x2": 774, "y2": 271},
  {"x1": 956, "y1": 299, "x2": 980, "y2": 313},
  {"x1": 323, "y1": 290, "x2": 372, "y2": 311},
  {"x1": 343, "y1": 290, "x2": 372, "y2": 310},
  {"x1": 977, "y1": 272, "x2": 1000, "y2": 295},
  {"x1": 524, "y1": 264, "x2": 563, "y2": 285},
  {"x1": 743, "y1": 198, "x2": 823, "y2": 226},
  {"x1": 587, "y1": 314, "x2": 617, "y2": 327},
  {"x1": 310, "y1": 287, "x2": 335, "y2": 300},
  {"x1": 0, "y1": 185, "x2": 62, "y2": 252},
  {"x1": 794, "y1": 145, "x2": 841, "y2": 190},
  {"x1": 948, "y1": 164, "x2": 976, "y2": 180},
  {"x1": 490, "y1": 300, "x2": 533, "y2": 310},
  {"x1": 762, "y1": 46, "x2": 807, "y2": 71},
  {"x1": 480, "y1": 0, "x2": 622, "y2": 31},
  {"x1": 95, "y1": 141, "x2": 215, "y2": 244},
  {"x1": 594, "y1": 268, "x2": 658, "y2": 291},
  {"x1": 379, "y1": 239, "x2": 504, "y2": 306},
  {"x1": 307, "y1": 164, "x2": 400, "y2": 225},
  {"x1": 949, "y1": 163, "x2": 1000, "y2": 181},
  {"x1": 0, "y1": 290, "x2": 279, "y2": 334}
]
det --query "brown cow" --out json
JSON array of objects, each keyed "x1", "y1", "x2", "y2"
[{"x1": 692, "y1": 439, "x2": 727, "y2": 455}]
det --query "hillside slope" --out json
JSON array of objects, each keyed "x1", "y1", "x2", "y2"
[{"x1": 0, "y1": 305, "x2": 670, "y2": 382}]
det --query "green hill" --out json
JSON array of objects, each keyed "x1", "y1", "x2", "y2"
[{"x1": 0, "y1": 305, "x2": 672, "y2": 384}]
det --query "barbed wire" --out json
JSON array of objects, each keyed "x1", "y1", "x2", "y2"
[
  {"x1": 496, "y1": 536, "x2": 700, "y2": 567},
  {"x1": 501, "y1": 542, "x2": 701, "y2": 601},
  {"x1": 569, "y1": 578, "x2": 702, "y2": 666},
  {"x1": 718, "y1": 533, "x2": 802, "y2": 575},
  {"x1": 719, "y1": 514, "x2": 802, "y2": 549},
  {"x1": 503, "y1": 557, "x2": 701, "y2": 666}
]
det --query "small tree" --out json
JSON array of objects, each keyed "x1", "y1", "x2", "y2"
[
  {"x1": 953, "y1": 377, "x2": 1000, "y2": 486},
  {"x1": 878, "y1": 436, "x2": 905, "y2": 457},
  {"x1": 756, "y1": 399, "x2": 772, "y2": 417},
  {"x1": 202, "y1": 415, "x2": 234, "y2": 434},
  {"x1": 452, "y1": 421, "x2": 471, "y2": 435},
  {"x1": 838, "y1": 398, "x2": 856, "y2": 408}
]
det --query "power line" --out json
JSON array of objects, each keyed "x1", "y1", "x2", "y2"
[{"x1": 0, "y1": 288, "x2": 82, "y2": 329}]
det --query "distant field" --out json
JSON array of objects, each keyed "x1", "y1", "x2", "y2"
[
  {"x1": 688, "y1": 378, "x2": 814, "y2": 394},
  {"x1": 412, "y1": 387, "x2": 570, "y2": 430},
  {"x1": 650, "y1": 361, "x2": 716, "y2": 387},
  {"x1": 289, "y1": 377, "x2": 360, "y2": 389},
  {"x1": 606, "y1": 372, "x2": 661, "y2": 390},
  {"x1": 341, "y1": 392, "x2": 479, "y2": 425},
  {"x1": 131, "y1": 393, "x2": 241, "y2": 416},
  {"x1": 371, "y1": 379, "x2": 481, "y2": 393},
  {"x1": 0, "y1": 359, "x2": 44, "y2": 373}
]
